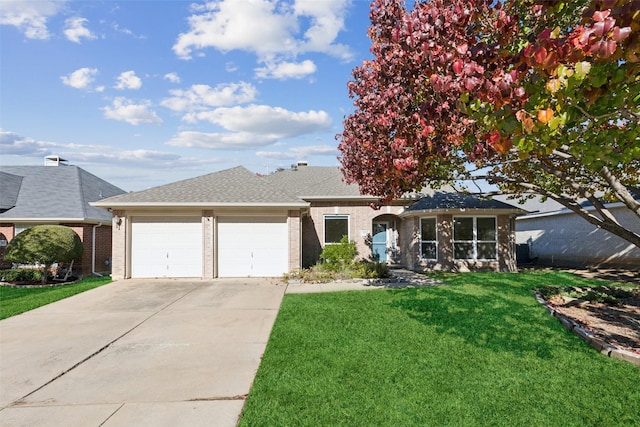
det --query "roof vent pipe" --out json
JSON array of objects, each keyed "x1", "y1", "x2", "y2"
[{"x1": 44, "y1": 155, "x2": 69, "y2": 166}]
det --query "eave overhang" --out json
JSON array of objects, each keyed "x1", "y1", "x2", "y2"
[
  {"x1": 400, "y1": 208, "x2": 528, "y2": 218},
  {"x1": 90, "y1": 201, "x2": 310, "y2": 209}
]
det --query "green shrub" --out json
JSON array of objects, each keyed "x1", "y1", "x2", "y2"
[
  {"x1": 320, "y1": 236, "x2": 358, "y2": 272},
  {"x1": 0, "y1": 269, "x2": 44, "y2": 283},
  {"x1": 350, "y1": 261, "x2": 390, "y2": 279},
  {"x1": 4, "y1": 225, "x2": 83, "y2": 284}
]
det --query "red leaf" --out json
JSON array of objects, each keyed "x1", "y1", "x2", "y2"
[
  {"x1": 452, "y1": 59, "x2": 463, "y2": 74},
  {"x1": 612, "y1": 27, "x2": 631, "y2": 42},
  {"x1": 534, "y1": 46, "x2": 547, "y2": 64},
  {"x1": 593, "y1": 10, "x2": 610, "y2": 22},
  {"x1": 538, "y1": 28, "x2": 552, "y2": 40}
]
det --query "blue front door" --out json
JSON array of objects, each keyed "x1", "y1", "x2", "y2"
[{"x1": 372, "y1": 223, "x2": 388, "y2": 262}]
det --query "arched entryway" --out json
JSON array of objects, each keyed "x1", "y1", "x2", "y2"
[{"x1": 371, "y1": 214, "x2": 401, "y2": 263}]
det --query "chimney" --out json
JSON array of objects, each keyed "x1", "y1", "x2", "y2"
[{"x1": 44, "y1": 155, "x2": 69, "y2": 166}]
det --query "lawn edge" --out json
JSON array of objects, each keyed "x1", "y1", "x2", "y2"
[{"x1": 531, "y1": 289, "x2": 640, "y2": 366}]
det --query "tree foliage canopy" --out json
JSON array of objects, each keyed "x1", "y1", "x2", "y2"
[
  {"x1": 338, "y1": 0, "x2": 640, "y2": 247},
  {"x1": 4, "y1": 225, "x2": 83, "y2": 283}
]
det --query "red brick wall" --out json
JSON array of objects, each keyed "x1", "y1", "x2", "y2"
[
  {"x1": 0, "y1": 224, "x2": 15, "y2": 269},
  {"x1": 0, "y1": 223, "x2": 113, "y2": 277}
]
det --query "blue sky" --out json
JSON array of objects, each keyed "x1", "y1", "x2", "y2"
[{"x1": 0, "y1": 0, "x2": 373, "y2": 191}]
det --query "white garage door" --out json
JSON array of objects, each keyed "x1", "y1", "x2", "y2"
[
  {"x1": 217, "y1": 217, "x2": 288, "y2": 277},
  {"x1": 131, "y1": 219, "x2": 202, "y2": 278}
]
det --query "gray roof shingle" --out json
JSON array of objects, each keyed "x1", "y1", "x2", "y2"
[
  {"x1": 94, "y1": 166, "x2": 306, "y2": 206},
  {"x1": 404, "y1": 191, "x2": 527, "y2": 213},
  {"x1": 92, "y1": 164, "x2": 525, "y2": 214},
  {"x1": 263, "y1": 166, "x2": 368, "y2": 198},
  {"x1": 0, "y1": 172, "x2": 23, "y2": 211},
  {"x1": 0, "y1": 165, "x2": 125, "y2": 222}
]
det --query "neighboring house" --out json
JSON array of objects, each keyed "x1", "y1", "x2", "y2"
[
  {"x1": 93, "y1": 164, "x2": 526, "y2": 280},
  {"x1": 0, "y1": 158, "x2": 126, "y2": 276},
  {"x1": 515, "y1": 198, "x2": 640, "y2": 269}
]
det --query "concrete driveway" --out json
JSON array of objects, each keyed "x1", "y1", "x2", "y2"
[{"x1": 0, "y1": 278, "x2": 286, "y2": 427}]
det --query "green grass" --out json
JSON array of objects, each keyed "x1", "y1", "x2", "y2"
[
  {"x1": 240, "y1": 270, "x2": 640, "y2": 427},
  {"x1": 0, "y1": 276, "x2": 112, "y2": 319}
]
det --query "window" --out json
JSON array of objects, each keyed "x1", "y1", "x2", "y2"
[
  {"x1": 420, "y1": 217, "x2": 437, "y2": 260},
  {"x1": 324, "y1": 215, "x2": 349, "y2": 244},
  {"x1": 453, "y1": 217, "x2": 497, "y2": 260},
  {"x1": 14, "y1": 224, "x2": 34, "y2": 235}
]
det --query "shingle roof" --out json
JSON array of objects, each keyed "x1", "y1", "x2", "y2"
[
  {"x1": 0, "y1": 165, "x2": 125, "y2": 222},
  {"x1": 404, "y1": 191, "x2": 527, "y2": 214},
  {"x1": 94, "y1": 166, "x2": 306, "y2": 207},
  {"x1": 263, "y1": 166, "x2": 369, "y2": 198},
  {"x1": 0, "y1": 172, "x2": 23, "y2": 211}
]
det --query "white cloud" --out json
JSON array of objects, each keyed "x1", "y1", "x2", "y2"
[
  {"x1": 102, "y1": 98, "x2": 163, "y2": 125},
  {"x1": 61, "y1": 67, "x2": 99, "y2": 90},
  {"x1": 255, "y1": 59, "x2": 317, "y2": 79},
  {"x1": 172, "y1": 0, "x2": 352, "y2": 64},
  {"x1": 0, "y1": 129, "x2": 54, "y2": 156},
  {"x1": 185, "y1": 104, "x2": 331, "y2": 138},
  {"x1": 64, "y1": 17, "x2": 95, "y2": 43},
  {"x1": 0, "y1": 0, "x2": 65, "y2": 40},
  {"x1": 173, "y1": 0, "x2": 295, "y2": 60},
  {"x1": 70, "y1": 149, "x2": 181, "y2": 165},
  {"x1": 164, "y1": 72, "x2": 181, "y2": 84},
  {"x1": 166, "y1": 131, "x2": 277, "y2": 150},
  {"x1": 114, "y1": 70, "x2": 142, "y2": 90},
  {"x1": 0, "y1": 129, "x2": 110, "y2": 158},
  {"x1": 257, "y1": 144, "x2": 337, "y2": 159},
  {"x1": 161, "y1": 82, "x2": 256, "y2": 112},
  {"x1": 293, "y1": 0, "x2": 352, "y2": 59},
  {"x1": 0, "y1": 130, "x2": 225, "y2": 190}
]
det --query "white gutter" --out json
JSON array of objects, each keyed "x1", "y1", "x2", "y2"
[
  {"x1": 89, "y1": 202, "x2": 309, "y2": 208},
  {"x1": 92, "y1": 222, "x2": 102, "y2": 277}
]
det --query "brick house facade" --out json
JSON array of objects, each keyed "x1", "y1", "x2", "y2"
[
  {"x1": 95, "y1": 165, "x2": 525, "y2": 280},
  {"x1": 0, "y1": 163, "x2": 125, "y2": 277}
]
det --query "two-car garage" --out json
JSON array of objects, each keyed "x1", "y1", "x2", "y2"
[{"x1": 129, "y1": 216, "x2": 289, "y2": 278}]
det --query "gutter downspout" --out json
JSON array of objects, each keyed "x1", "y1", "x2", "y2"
[{"x1": 92, "y1": 222, "x2": 103, "y2": 277}]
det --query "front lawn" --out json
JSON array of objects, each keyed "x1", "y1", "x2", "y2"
[
  {"x1": 0, "y1": 276, "x2": 112, "y2": 320},
  {"x1": 240, "y1": 271, "x2": 640, "y2": 426}
]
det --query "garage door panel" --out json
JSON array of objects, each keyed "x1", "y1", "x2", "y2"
[
  {"x1": 131, "y1": 220, "x2": 202, "y2": 278},
  {"x1": 218, "y1": 217, "x2": 288, "y2": 277}
]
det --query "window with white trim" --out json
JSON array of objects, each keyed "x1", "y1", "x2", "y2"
[
  {"x1": 453, "y1": 217, "x2": 497, "y2": 260},
  {"x1": 420, "y1": 217, "x2": 437, "y2": 260},
  {"x1": 324, "y1": 215, "x2": 349, "y2": 244}
]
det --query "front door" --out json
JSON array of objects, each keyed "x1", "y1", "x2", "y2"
[{"x1": 372, "y1": 222, "x2": 388, "y2": 262}]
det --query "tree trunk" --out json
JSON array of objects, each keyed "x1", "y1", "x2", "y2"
[{"x1": 41, "y1": 264, "x2": 51, "y2": 285}]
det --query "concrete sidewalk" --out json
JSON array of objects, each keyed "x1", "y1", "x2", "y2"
[{"x1": 0, "y1": 278, "x2": 286, "y2": 427}]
